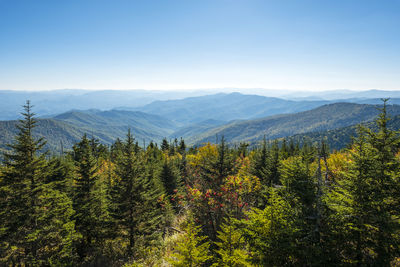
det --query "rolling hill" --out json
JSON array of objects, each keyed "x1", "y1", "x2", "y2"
[
  {"x1": 190, "y1": 103, "x2": 400, "y2": 145},
  {"x1": 0, "y1": 109, "x2": 180, "y2": 153},
  {"x1": 284, "y1": 114, "x2": 400, "y2": 151}
]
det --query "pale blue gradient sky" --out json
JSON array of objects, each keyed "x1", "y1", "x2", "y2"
[{"x1": 0, "y1": 0, "x2": 399, "y2": 91}]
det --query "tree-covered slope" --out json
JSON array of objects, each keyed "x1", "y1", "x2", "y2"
[
  {"x1": 53, "y1": 109, "x2": 179, "y2": 134},
  {"x1": 0, "y1": 110, "x2": 180, "y2": 153},
  {"x1": 169, "y1": 119, "x2": 226, "y2": 140},
  {"x1": 191, "y1": 103, "x2": 400, "y2": 144},
  {"x1": 285, "y1": 114, "x2": 400, "y2": 151},
  {"x1": 0, "y1": 119, "x2": 90, "y2": 153}
]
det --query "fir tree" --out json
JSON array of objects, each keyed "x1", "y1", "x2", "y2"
[
  {"x1": 213, "y1": 217, "x2": 250, "y2": 267},
  {"x1": 0, "y1": 101, "x2": 77, "y2": 265},
  {"x1": 160, "y1": 158, "x2": 177, "y2": 197},
  {"x1": 72, "y1": 134, "x2": 107, "y2": 261},
  {"x1": 328, "y1": 100, "x2": 400, "y2": 265},
  {"x1": 169, "y1": 217, "x2": 212, "y2": 267},
  {"x1": 239, "y1": 189, "x2": 298, "y2": 266},
  {"x1": 161, "y1": 138, "x2": 170, "y2": 152},
  {"x1": 178, "y1": 138, "x2": 186, "y2": 155},
  {"x1": 110, "y1": 130, "x2": 164, "y2": 256}
]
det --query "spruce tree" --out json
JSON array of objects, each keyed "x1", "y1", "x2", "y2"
[
  {"x1": 161, "y1": 138, "x2": 170, "y2": 152},
  {"x1": 110, "y1": 130, "x2": 145, "y2": 255},
  {"x1": 239, "y1": 189, "x2": 298, "y2": 266},
  {"x1": 329, "y1": 100, "x2": 400, "y2": 265},
  {"x1": 110, "y1": 130, "x2": 164, "y2": 256},
  {"x1": 168, "y1": 217, "x2": 212, "y2": 267},
  {"x1": 72, "y1": 134, "x2": 106, "y2": 261},
  {"x1": 160, "y1": 159, "x2": 177, "y2": 197},
  {"x1": 0, "y1": 101, "x2": 77, "y2": 265},
  {"x1": 213, "y1": 217, "x2": 250, "y2": 267}
]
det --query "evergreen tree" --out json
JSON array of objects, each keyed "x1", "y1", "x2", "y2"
[
  {"x1": 251, "y1": 138, "x2": 269, "y2": 181},
  {"x1": 110, "y1": 130, "x2": 164, "y2": 257},
  {"x1": 169, "y1": 217, "x2": 212, "y2": 267},
  {"x1": 110, "y1": 130, "x2": 146, "y2": 255},
  {"x1": 328, "y1": 100, "x2": 400, "y2": 265},
  {"x1": 268, "y1": 140, "x2": 280, "y2": 185},
  {"x1": 72, "y1": 134, "x2": 107, "y2": 261},
  {"x1": 0, "y1": 101, "x2": 77, "y2": 265},
  {"x1": 160, "y1": 158, "x2": 177, "y2": 197},
  {"x1": 178, "y1": 138, "x2": 186, "y2": 155},
  {"x1": 213, "y1": 217, "x2": 250, "y2": 267},
  {"x1": 161, "y1": 138, "x2": 170, "y2": 152},
  {"x1": 239, "y1": 189, "x2": 298, "y2": 266},
  {"x1": 279, "y1": 155, "x2": 321, "y2": 264}
]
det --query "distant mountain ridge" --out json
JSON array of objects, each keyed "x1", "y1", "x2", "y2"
[
  {"x1": 1, "y1": 89, "x2": 399, "y2": 120},
  {"x1": 131, "y1": 92, "x2": 331, "y2": 124},
  {"x1": 0, "y1": 89, "x2": 210, "y2": 120}
]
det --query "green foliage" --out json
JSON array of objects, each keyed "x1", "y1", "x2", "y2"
[
  {"x1": 280, "y1": 156, "x2": 316, "y2": 211},
  {"x1": 327, "y1": 100, "x2": 400, "y2": 265},
  {"x1": 160, "y1": 158, "x2": 178, "y2": 197},
  {"x1": 195, "y1": 102, "x2": 400, "y2": 144},
  {"x1": 72, "y1": 134, "x2": 108, "y2": 261},
  {"x1": 110, "y1": 130, "x2": 165, "y2": 257},
  {"x1": 1, "y1": 100, "x2": 400, "y2": 266},
  {"x1": 213, "y1": 218, "x2": 250, "y2": 267},
  {"x1": 168, "y1": 217, "x2": 212, "y2": 267},
  {"x1": 0, "y1": 101, "x2": 78, "y2": 265},
  {"x1": 239, "y1": 189, "x2": 298, "y2": 266}
]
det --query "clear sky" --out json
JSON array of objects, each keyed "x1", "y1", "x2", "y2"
[{"x1": 0, "y1": 0, "x2": 399, "y2": 91}]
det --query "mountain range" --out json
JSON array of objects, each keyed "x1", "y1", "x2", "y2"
[
  {"x1": 2, "y1": 89, "x2": 400, "y2": 121},
  {"x1": 1, "y1": 90, "x2": 400, "y2": 153}
]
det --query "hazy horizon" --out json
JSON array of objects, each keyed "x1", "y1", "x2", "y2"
[{"x1": 1, "y1": 88, "x2": 400, "y2": 93}]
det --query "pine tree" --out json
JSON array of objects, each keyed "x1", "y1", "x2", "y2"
[
  {"x1": 168, "y1": 217, "x2": 212, "y2": 267},
  {"x1": 0, "y1": 101, "x2": 77, "y2": 265},
  {"x1": 251, "y1": 137, "x2": 269, "y2": 186},
  {"x1": 178, "y1": 138, "x2": 186, "y2": 155},
  {"x1": 110, "y1": 130, "x2": 146, "y2": 255},
  {"x1": 328, "y1": 100, "x2": 400, "y2": 265},
  {"x1": 239, "y1": 189, "x2": 298, "y2": 266},
  {"x1": 160, "y1": 158, "x2": 177, "y2": 197},
  {"x1": 268, "y1": 140, "x2": 280, "y2": 185},
  {"x1": 161, "y1": 138, "x2": 170, "y2": 152},
  {"x1": 72, "y1": 134, "x2": 106, "y2": 261},
  {"x1": 110, "y1": 130, "x2": 164, "y2": 256},
  {"x1": 213, "y1": 217, "x2": 250, "y2": 267}
]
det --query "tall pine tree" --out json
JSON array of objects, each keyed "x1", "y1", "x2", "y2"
[{"x1": 0, "y1": 101, "x2": 77, "y2": 265}]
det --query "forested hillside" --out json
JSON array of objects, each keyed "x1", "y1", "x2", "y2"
[
  {"x1": 0, "y1": 119, "x2": 90, "y2": 154},
  {"x1": 193, "y1": 102, "x2": 400, "y2": 144},
  {"x1": 1, "y1": 101, "x2": 400, "y2": 266},
  {"x1": 0, "y1": 109, "x2": 179, "y2": 153},
  {"x1": 53, "y1": 109, "x2": 179, "y2": 141},
  {"x1": 286, "y1": 114, "x2": 400, "y2": 151}
]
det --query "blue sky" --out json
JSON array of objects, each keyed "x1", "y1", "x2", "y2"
[{"x1": 0, "y1": 0, "x2": 399, "y2": 91}]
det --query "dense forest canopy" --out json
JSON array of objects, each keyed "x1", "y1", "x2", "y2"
[{"x1": 0, "y1": 100, "x2": 400, "y2": 266}]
